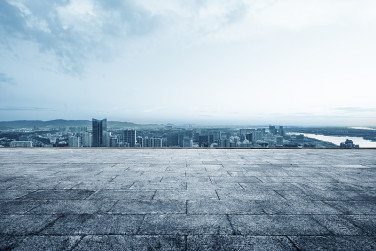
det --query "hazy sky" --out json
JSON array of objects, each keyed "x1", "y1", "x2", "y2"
[{"x1": 1, "y1": 0, "x2": 376, "y2": 125}]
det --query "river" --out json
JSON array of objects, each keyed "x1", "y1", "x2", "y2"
[{"x1": 289, "y1": 133, "x2": 376, "y2": 148}]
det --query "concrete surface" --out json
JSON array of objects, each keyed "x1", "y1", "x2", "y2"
[{"x1": 0, "y1": 148, "x2": 376, "y2": 250}]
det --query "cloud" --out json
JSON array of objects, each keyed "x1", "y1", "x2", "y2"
[
  {"x1": 0, "y1": 73, "x2": 15, "y2": 85},
  {"x1": 0, "y1": 0, "x2": 159, "y2": 74},
  {"x1": 1, "y1": 0, "x2": 376, "y2": 74},
  {"x1": 0, "y1": 106, "x2": 55, "y2": 111}
]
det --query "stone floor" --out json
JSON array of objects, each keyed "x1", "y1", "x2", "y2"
[{"x1": 0, "y1": 149, "x2": 376, "y2": 250}]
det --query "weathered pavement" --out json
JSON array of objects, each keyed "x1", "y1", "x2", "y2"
[{"x1": 0, "y1": 149, "x2": 376, "y2": 250}]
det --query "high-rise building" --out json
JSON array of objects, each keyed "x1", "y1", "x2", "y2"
[
  {"x1": 183, "y1": 137, "x2": 193, "y2": 147},
  {"x1": 269, "y1": 125, "x2": 276, "y2": 134},
  {"x1": 124, "y1": 129, "x2": 136, "y2": 147},
  {"x1": 153, "y1": 138, "x2": 163, "y2": 148},
  {"x1": 276, "y1": 136, "x2": 283, "y2": 146},
  {"x1": 279, "y1": 126, "x2": 285, "y2": 136},
  {"x1": 92, "y1": 118, "x2": 107, "y2": 147},
  {"x1": 80, "y1": 132, "x2": 92, "y2": 147},
  {"x1": 252, "y1": 131, "x2": 263, "y2": 141},
  {"x1": 136, "y1": 136, "x2": 144, "y2": 147},
  {"x1": 68, "y1": 136, "x2": 81, "y2": 147}
]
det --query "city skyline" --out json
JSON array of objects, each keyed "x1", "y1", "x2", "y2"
[{"x1": 1, "y1": 0, "x2": 376, "y2": 126}]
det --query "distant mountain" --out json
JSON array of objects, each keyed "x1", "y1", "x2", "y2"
[{"x1": 0, "y1": 120, "x2": 160, "y2": 130}]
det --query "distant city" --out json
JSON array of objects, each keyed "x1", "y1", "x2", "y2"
[{"x1": 1, "y1": 118, "x2": 375, "y2": 148}]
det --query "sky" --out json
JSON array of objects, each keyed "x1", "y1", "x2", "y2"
[{"x1": 1, "y1": 0, "x2": 376, "y2": 126}]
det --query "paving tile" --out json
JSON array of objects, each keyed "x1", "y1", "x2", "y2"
[
  {"x1": 345, "y1": 215, "x2": 376, "y2": 235},
  {"x1": 11, "y1": 236, "x2": 81, "y2": 251},
  {"x1": 130, "y1": 182, "x2": 186, "y2": 190},
  {"x1": 188, "y1": 199, "x2": 265, "y2": 214},
  {"x1": 229, "y1": 215, "x2": 331, "y2": 235},
  {"x1": 0, "y1": 214, "x2": 58, "y2": 234},
  {"x1": 1, "y1": 149, "x2": 376, "y2": 250},
  {"x1": 110, "y1": 200, "x2": 186, "y2": 214},
  {"x1": 42, "y1": 214, "x2": 144, "y2": 235},
  {"x1": 325, "y1": 201, "x2": 376, "y2": 215},
  {"x1": 262, "y1": 201, "x2": 341, "y2": 214},
  {"x1": 0, "y1": 235, "x2": 23, "y2": 250},
  {"x1": 312, "y1": 215, "x2": 365, "y2": 235},
  {"x1": 0, "y1": 200, "x2": 42, "y2": 214},
  {"x1": 21, "y1": 189, "x2": 95, "y2": 200},
  {"x1": 289, "y1": 236, "x2": 376, "y2": 251},
  {"x1": 30, "y1": 200, "x2": 116, "y2": 214},
  {"x1": 154, "y1": 189, "x2": 218, "y2": 200},
  {"x1": 217, "y1": 190, "x2": 285, "y2": 201},
  {"x1": 74, "y1": 235, "x2": 185, "y2": 251},
  {"x1": 187, "y1": 235, "x2": 296, "y2": 251},
  {"x1": 0, "y1": 190, "x2": 34, "y2": 200},
  {"x1": 139, "y1": 214, "x2": 233, "y2": 235},
  {"x1": 87, "y1": 190, "x2": 155, "y2": 200}
]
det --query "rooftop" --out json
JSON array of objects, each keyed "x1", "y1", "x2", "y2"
[{"x1": 1, "y1": 149, "x2": 376, "y2": 250}]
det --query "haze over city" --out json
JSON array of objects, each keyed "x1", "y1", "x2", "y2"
[{"x1": 1, "y1": 0, "x2": 376, "y2": 125}]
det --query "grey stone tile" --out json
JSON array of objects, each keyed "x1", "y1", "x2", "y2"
[
  {"x1": 0, "y1": 235, "x2": 23, "y2": 250},
  {"x1": 110, "y1": 200, "x2": 186, "y2": 214},
  {"x1": 187, "y1": 182, "x2": 243, "y2": 190},
  {"x1": 11, "y1": 236, "x2": 81, "y2": 251},
  {"x1": 289, "y1": 236, "x2": 376, "y2": 251},
  {"x1": 210, "y1": 176, "x2": 261, "y2": 183},
  {"x1": 312, "y1": 215, "x2": 365, "y2": 235},
  {"x1": 187, "y1": 235, "x2": 296, "y2": 251},
  {"x1": 229, "y1": 215, "x2": 331, "y2": 235},
  {"x1": 74, "y1": 235, "x2": 185, "y2": 251},
  {"x1": 0, "y1": 190, "x2": 34, "y2": 200},
  {"x1": 257, "y1": 176, "x2": 311, "y2": 183},
  {"x1": 30, "y1": 200, "x2": 116, "y2": 214},
  {"x1": 154, "y1": 189, "x2": 218, "y2": 200},
  {"x1": 42, "y1": 214, "x2": 144, "y2": 235},
  {"x1": 0, "y1": 214, "x2": 58, "y2": 234},
  {"x1": 87, "y1": 190, "x2": 155, "y2": 200},
  {"x1": 130, "y1": 182, "x2": 186, "y2": 190},
  {"x1": 325, "y1": 201, "x2": 376, "y2": 214},
  {"x1": 21, "y1": 189, "x2": 95, "y2": 200},
  {"x1": 217, "y1": 190, "x2": 285, "y2": 201},
  {"x1": 139, "y1": 214, "x2": 233, "y2": 235},
  {"x1": 0, "y1": 200, "x2": 42, "y2": 214},
  {"x1": 345, "y1": 215, "x2": 376, "y2": 235},
  {"x1": 262, "y1": 201, "x2": 341, "y2": 214},
  {"x1": 188, "y1": 199, "x2": 265, "y2": 214}
]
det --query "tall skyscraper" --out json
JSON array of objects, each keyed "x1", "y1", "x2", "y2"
[
  {"x1": 92, "y1": 118, "x2": 107, "y2": 147},
  {"x1": 124, "y1": 129, "x2": 136, "y2": 147}
]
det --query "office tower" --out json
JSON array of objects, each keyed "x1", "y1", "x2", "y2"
[
  {"x1": 279, "y1": 126, "x2": 285, "y2": 136},
  {"x1": 252, "y1": 131, "x2": 263, "y2": 141},
  {"x1": 167, "y1": 133, "x2": 180, "y2": 147},
  {"x1": 92, "y1": 118, "x2": 107, "y2": 147},
  {"x1": 246, "y1": 133, "x2": 253, "y2": 142},
  {"x1": 80, "y1": 132, "x2": 92, "y2": 147},
  {"x1": 68, "y1": 136, "x2": 81, "y2": 147},
  {"x1": 183, "y1": 137, "x2": 193, "y2": 147},
  {"x1": 199, "y1": 135, "x2": 209, "y2": 147},
  {"x1": 269, "y1": 125, "x2": 276, "y2": 134},
  {"x1": 137, "y1": 136, "x2": 144, "y2": 147},
  {"x1": 276, "y1": 136, "x2": 283, "y2": 146},
  {"x1": 124, "y1": 129, "x2": 136, "y2": 147},
  {"x1": 153, "y1": 138, "x2": 163, "y2": 148}
]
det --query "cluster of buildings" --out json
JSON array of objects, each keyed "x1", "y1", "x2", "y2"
[{"x1": 5, "y1": 119, "x2": 289, "y2": 148}]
